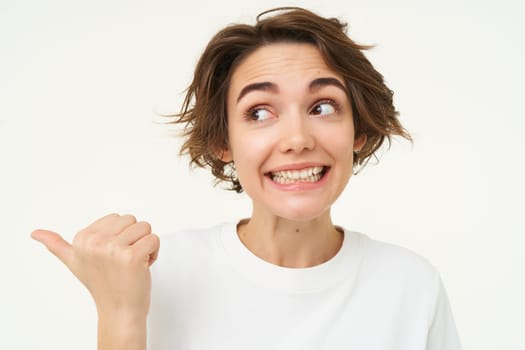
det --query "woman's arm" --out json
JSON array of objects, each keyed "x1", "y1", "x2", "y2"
[
  {"x1": 97, "y1": 313, "x2": 147, "y2": 350},
  {"x1": 31, "y1": 213, "x2": 159, "y2": 350}
]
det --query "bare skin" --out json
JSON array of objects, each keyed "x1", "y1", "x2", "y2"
[
  {"x1": 31, "y1": 213, "x2": 159, "y2": 350},
  {"x1": 237, "y1": 210, "x2": 343, "y2": 268},
  {"x1": 31, "y1": 43, "x2": 364, "y2": 349},
  {"x1": 224, "y1": 43, "x2": 365, "y2": 268}
]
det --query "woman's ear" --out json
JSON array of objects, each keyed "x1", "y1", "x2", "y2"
[
  {"x1": 353, "y1": 133, "x2": 367, "y2": 153},
  {"x1": 217, "y1": 148, "x2": 233, "y2": 162}
]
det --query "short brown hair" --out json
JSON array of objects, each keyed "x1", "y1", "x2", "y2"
[{"x1": 171, "y1": 7, "x2": 411, "y2": 193}]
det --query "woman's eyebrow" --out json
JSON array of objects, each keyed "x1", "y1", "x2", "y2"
[
  {"x1": 237, "y1": 82, "x2": 278, "y2": 103},
  {"x1": 236, "y1": 77, "x2": 345, "y2": 104},
  {"x1": 309, "y1": 77, "x2": 346, "y2": 92}
]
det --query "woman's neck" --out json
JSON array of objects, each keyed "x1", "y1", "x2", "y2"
[{"x1": 236, "y1": 210, "x2": 343, "y2": 268}]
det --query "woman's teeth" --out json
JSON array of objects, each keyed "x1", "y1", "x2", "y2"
[{"x1": 271, "y1": 166, "x2": 324, "y2": 184}]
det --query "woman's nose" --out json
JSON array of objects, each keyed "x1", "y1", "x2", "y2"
[{"x1": 277, "y1": 113, "x2": 315, "y2": 154}]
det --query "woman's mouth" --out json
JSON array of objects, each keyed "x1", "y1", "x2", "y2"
[{"x1": 266, "y1": 166, "x2": 329, "y2": 184}]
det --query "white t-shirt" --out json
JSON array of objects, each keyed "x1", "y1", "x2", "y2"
[{"x1": 147, "y1": 222, "x2": 461, "y2": 349}]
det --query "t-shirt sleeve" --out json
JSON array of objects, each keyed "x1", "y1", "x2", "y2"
[{"x1": 426, "y1": 274, "x2": 462, "y2": 350}]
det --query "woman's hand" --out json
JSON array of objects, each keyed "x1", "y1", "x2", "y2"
[{"x1": 31, "y1": 213, "x2": 160, "y2": 349}]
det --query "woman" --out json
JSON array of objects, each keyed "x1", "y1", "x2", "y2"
[{"x1": 32, "y1": 7, "x2": 461, "y2": 350}]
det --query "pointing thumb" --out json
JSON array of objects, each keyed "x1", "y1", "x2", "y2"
[{"x1": 31, "y1": 229, "x2": 74, "y2": 268}]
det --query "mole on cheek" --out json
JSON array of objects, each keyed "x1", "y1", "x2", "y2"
[{"x1": 295, "y1": 228, "x2": 299, "y2": 233}]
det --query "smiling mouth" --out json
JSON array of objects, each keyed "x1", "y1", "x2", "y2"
[{"x1": 266, "y1": 166, "x2": 329, "y2": 184}]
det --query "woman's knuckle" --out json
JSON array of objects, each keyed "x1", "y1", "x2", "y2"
[
  {"x1": 122, "y1": 214, "x2": 137, "y2": 224},
  {"x1": 120, "y1": 249, "x2": 136, "y2": 265},
  {"x1": 138, "y1": 221, "x2": 152, "y2": 233},
  {"x1": 151, "y1": 234, "x2": 160, "y2": 247},
  {"x1": 104, "y1": 240, "x2": 117, "y2": 256}
]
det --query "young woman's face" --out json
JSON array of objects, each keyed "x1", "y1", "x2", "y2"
[{"x1": 223, "y1": 43, "x2": 365, "y2": 221}]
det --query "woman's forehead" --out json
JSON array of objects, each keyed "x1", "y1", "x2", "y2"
[{"x1": 228, "y1": 43, "x2": 344, "y2": 97}]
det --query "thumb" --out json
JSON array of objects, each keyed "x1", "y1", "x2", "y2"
[{"x1": 31, "y1": 229, "x2": 74, "y2": 268}]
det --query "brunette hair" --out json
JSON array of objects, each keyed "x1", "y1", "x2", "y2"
[{"x1": 171, "y1": 7, "x2": 411, "y2": 193}]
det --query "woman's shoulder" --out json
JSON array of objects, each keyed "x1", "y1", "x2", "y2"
[
  {"x1": 346, "y1": 229, "x2": 441, "y2": 287},
  {"x1": 158, "y1": 222, "x2": 229, "y2": 244},
  {"x1": 152, "y1": 222, "x2": 232, "y2": 267}
]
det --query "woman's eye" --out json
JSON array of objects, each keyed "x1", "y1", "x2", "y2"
[
  {"x1": 311, "y1": 101, "x2": 336, "y2": 116},
  {"x1": 246, "y1": 107, "x2": 274, "y2": 122}
]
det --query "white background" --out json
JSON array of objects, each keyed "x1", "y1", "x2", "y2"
[{"x1": 1, "y1": 0, "x2": 524, "y2": 349}]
